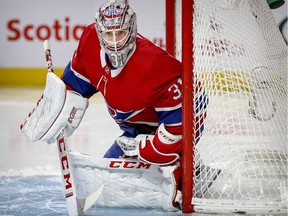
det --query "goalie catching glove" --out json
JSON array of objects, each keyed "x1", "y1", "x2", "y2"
[
  {"x1": 117, "y1": 123, "x2": 182, "y2": 166},
  {"x1": 20, "y1": 72, "x2": 88, "y2": 143}
]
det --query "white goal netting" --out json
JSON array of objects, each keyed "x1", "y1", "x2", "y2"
[{"x1": 175, "y1": 0, "x2": 287, "y2": 214}]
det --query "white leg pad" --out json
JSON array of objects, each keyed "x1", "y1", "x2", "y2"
[{"x1": 69, "y1": 152, "x2": 182, "y2": 211}]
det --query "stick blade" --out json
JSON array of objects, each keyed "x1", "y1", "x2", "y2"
[
  {"x1": 81, "y1": 185, "x2": 104, "y2": 213},
  {"x1": 66, "y1": 185, "x2": 104, "y2": 215}
]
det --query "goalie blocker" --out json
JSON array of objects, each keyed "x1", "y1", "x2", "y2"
[{"x1": 20, "y1": 72, "x2": 88, "y2": 143}]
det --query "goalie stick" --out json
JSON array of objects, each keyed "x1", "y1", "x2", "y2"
[{"x1": 43, "y1": 40, "x2": 103, "y2": 215}]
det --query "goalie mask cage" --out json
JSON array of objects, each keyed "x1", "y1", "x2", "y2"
[{"x1": 166, "y1": 0, "x2": 288, "y2": 214}]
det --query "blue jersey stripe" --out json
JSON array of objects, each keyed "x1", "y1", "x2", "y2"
[
  {"x1": 156, "y1": 107, "x2": 182, "y2": 125},
  {"x1": 62, "y1": 62, "x2": 98, "y2": 97}
]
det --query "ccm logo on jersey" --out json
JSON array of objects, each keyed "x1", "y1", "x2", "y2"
[
  {"x1": 68, "y1": 107, "x2": 77, "y2": 123},
  {"x1": 109, "y1": 160, "x2": 151, "y2": 169}
]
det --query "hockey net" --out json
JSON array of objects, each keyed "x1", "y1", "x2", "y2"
[{"x1": 169, "y1": 0, "x2": 288, "y2": 214}]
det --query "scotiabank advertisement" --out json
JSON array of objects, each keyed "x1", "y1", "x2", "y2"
[
  {"x1": 0, "y1": 0, "x2": 166, "y2": 67},
  {"x1": 0, "y1": 0, "x2": 286, "y2": 68}
]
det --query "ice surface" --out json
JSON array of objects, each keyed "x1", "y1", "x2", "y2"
[{"x1": 0, "y1": 175, "x2": 186, "y2": 216}]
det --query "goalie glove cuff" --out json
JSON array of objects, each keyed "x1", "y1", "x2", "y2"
[
  {"x1": 138, "y1": 138, "x2": 180, "y2": 166},
  {"x1": 138, "y1": 124, "x2": 182, "y2": 166},
  {"x1": 155, "y1": 123, "x2": 182, "y2": 145}
]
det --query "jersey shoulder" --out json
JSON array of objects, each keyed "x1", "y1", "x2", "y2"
[
  {"x1": 133, "y1": 35, "x2": 182, "y2": 75},
  {"x1": 135, "y1": 35, "x2": 169, "y2": 60},
  {"x1": 77, "y1": 23, "x2": 100, "y2": 53}
]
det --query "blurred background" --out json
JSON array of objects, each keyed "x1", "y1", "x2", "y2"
[
  {"x1": 0, "y1": 2, "x2": 286, "y2": 215},
  {"x1": 0, "y1": 0, "x2": 167, "y2": 86},
  {"x1": 0, "y1": 0, "x2": 286, "y2": 87}
]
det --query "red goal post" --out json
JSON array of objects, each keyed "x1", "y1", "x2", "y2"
[
  {"x1": 166, "y1": 0, "x2": 194, "y2": 213},
  {"x1": 166, "y1": 0, "x2": 287, "y2": 214}
]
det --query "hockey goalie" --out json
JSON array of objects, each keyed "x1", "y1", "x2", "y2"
[{"x1": 20, "y1": 0, "x2": 207, "y2": 215}]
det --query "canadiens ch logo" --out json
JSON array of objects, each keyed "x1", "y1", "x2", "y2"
[{"x1": 107, "y1": 105, "x2": 135, "y2": 123}]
